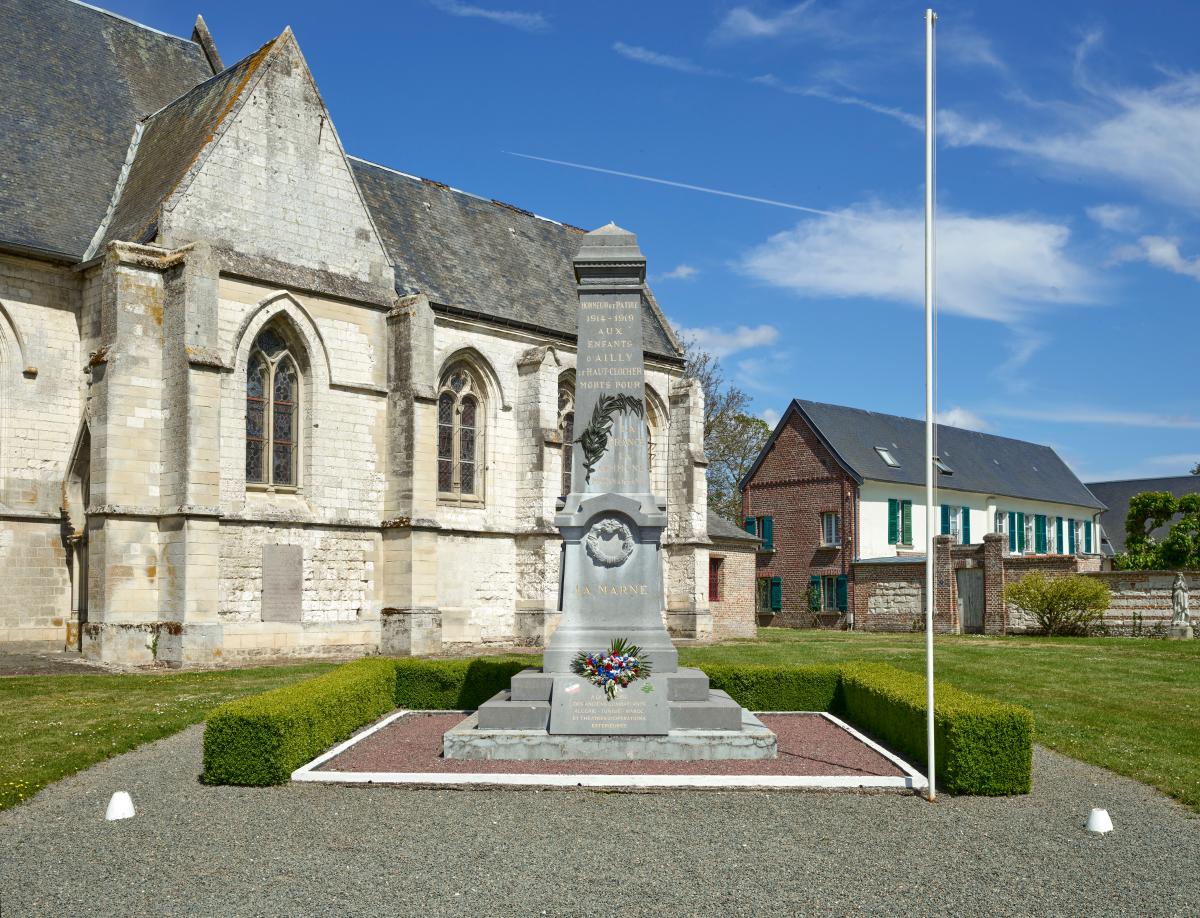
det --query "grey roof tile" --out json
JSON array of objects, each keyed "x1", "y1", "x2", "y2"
[
  {"x1": 1085, "y1": 475, "x2": 1199, "y2": 554},
  {"x1": 707, "y1": 510, "x2": 759, "y2": 543},
  {"x1": 744, "y1": 399, "x2": 1105, "y2": 510},
  {"x1": 0, "y1": 0, "x2": 212, "y2": 258},
  {"x1": 351, "y1": 158, "x2": 681, "y2": 361}
]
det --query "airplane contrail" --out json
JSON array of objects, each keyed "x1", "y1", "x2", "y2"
[{"x1": 504, "y1": 151, "x2": 852, "y2": 218}]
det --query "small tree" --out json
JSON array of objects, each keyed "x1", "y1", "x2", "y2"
[
  {"x1": 1004, "y1": 573, "x2": 1111, "y2": 636},
  {"x1": 1115, "y1": 491, "x2": 1200, "y2": 570}
]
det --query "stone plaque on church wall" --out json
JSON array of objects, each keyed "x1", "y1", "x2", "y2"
[{"x1": 261, "y1": 544, "x2": 303, "y2": 622}]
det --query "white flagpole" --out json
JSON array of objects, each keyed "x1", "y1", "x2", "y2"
[{"x1": 923, "y1": 7, "x2": 938, "y2": 804}]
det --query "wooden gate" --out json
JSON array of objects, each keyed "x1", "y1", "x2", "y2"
[{"x1": 956, "y1": 567, "x2": 984, "y2": 633}]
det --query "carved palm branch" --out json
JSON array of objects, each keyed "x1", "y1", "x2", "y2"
[{"x1": 574, "y1": 393, "x2": 644, "y2": 484}]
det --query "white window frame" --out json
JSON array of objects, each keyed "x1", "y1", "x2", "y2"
[
  {"x1": 821, "y1": 511, "x2": 841, "y2": 547},
  {"x1": 1025, "y1": 515, "x2": 1035, "y2": 555},
  {"x1": 822, "y1": 575, "x2": 838, "y2": 612},
  {"x1": 875, "y1": 446, "x2": 900, "y2": 467},
  {"x1": 949, "y1": 506, "x2": 962, "y2": 542}
]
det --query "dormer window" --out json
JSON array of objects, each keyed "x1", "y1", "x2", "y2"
[
  {"x1": 875, "y1": 447, "x2": 900, "y2": 468},
  {"x1": 934, "y1": 456, "x2": 954, "y2": 475}
]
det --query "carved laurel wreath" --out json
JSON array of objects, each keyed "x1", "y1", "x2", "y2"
[
  {"x1": 584, "y1": 518, "x2": 635, "y2": 568},
  {"x1": 574, "y1": 393, "x2": 644, "y2": 484}
]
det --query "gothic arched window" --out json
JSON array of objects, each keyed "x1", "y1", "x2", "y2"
[
  {"x1": 437, "y1": 365, "x2": 484, "y2": 502},
  {"x1": 246, "y1": 326, "x2": 300, "y2": 488},
  {"x1": 558, "y1": 383, "x2": 575, "y2": 496}
]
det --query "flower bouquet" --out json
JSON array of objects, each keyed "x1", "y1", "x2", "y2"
[{"x1": 570, "y1": 637, "x2": 652, "y2": 700}]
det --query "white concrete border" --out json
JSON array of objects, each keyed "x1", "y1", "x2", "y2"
[{"x1": 292, "y1": 711, "x2": 929, "y2": 792}]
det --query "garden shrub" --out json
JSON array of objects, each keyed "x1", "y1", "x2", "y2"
[
  {"x1": 202, "y1": 657, "x2": 397, "y2": 786},
  {"x1": 1004, "y1": 573, "x2": 1111, "y2": 636},
  {"x1": 392, "y1": 656, "x2": 536, "y2": 710},
  {"x1": 203, "y1": 656, "x2": 1033, "y2": 796},
  {"x1": 699, "y1": 663, "x2": 842, "y2": 712},
  {"x1": 839, "y1": 663, "x2": 1033, "y2": 795}
]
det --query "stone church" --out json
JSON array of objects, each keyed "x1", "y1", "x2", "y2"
[{"x1": 0, "y1": 0, "x2": 733, "y2": 664}]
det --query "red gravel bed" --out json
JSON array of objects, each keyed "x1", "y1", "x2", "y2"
[{"x1": 322, "y1": 713, "x2": 905, "y2": 777}]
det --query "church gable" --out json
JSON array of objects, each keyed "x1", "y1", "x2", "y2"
[{"x1": 156, "y1": 31, "x2": 392, "y2": 288}]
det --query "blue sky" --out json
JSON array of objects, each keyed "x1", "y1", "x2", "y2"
[{"x1": 105, "y1": 0, "x2": 1198, "y2": 482}]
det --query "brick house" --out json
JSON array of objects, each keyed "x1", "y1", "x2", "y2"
[
  {"x1": 740, "y1": 400, "x2": 1106, "y2": 632},
  {"x1": 705, "y1": 512, "x2": 760, "y2": 639}
]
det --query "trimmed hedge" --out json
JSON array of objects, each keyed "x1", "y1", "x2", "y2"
[
  {"x1": 700, "y1": 663, "x2": 842, "y2": 713},
  {"x1": 202, "y1": 657, "x2": 397, "y2": 786},
  {"x1": 839, "y1": 663, "x2": 1034, "y2": 795},
  {"x1": 393, "y1": 656, "x2": 536, "y2": 710},
  {"x1": 202, "y1": 656, "x2": 1033, "y2": 795}
]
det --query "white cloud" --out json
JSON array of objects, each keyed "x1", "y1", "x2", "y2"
[
  {"x1": 752, "y1": 74, "x2": 921, "y2": 130},
  {"x1": 612, "y1": 42, "x2": 717, "y2": 76},
  {"x1": 738, "y1": 205, "x2": 1096, "y2": 323},
  {"x1": 988, "y1": 405, "x2": 1200, "y2": 430},
  {"x1": 711, "y1": 1, "x2": 848, "y2": 45},
  {"x1": 1086, "y1": 204, "x2": 1140, "y2": 232},
  {"x1": 428, "y1": 0, "x2": 548, "y2": 32},
  {"x1": 676, "y1": 323, "x2": 780, "y2": 359},
  {"x1": 761, "y1": 407, "x2": 782, "y2": 427},
  {"x1": 941, "y1": 61, "x2": 1200, "y2": 209},
  {"x1": 659, "y1": 264, "x2": 699, "y2": 281},
  {"x1": 937, "y1": 407, "x2": 990, "y2": 432},
  {"x1": 1114, "y1": 235, "x2": 1200, "y2": 281}
]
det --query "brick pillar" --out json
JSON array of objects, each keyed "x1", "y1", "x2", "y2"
[
  {"x1": 933, "y1": 534, "x2": 957, "y2": 632},
  {"x1": 982, "y1": 532, "x2": 1006, "y2": 634},
  {"x1": 663, "y1": 377, "x2": 712, "y2": 640},
  {"x1": 512, "y1": 344, "x2": 565, "y2": 645},
  {"x1": 380, "y1": 294, "x2": 442, "y2": 655}
]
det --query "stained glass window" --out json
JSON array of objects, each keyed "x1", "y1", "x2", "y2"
[
  {"x1": 246, "y1": 326, "x2": 301, "y2": 489},
  {"x1": 437, "y1": 365, "x2": 484, "y2": 502}
]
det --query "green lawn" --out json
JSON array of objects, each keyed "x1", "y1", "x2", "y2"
[
  {"x1": 2, "y1": 631, "x2": 1198, "y2": 812},
  {"x1": 0, "y1": 662, "x2": 336, "y2": 810},
  {"x1": 681, "y1": 629, "x2": 1200, "y2": 811}
]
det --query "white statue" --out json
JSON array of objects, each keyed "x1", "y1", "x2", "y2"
[{"x1": 1172, "y1": 573, "x2": 1190, "y2": 626}]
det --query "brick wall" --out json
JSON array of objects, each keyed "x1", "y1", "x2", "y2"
[
  {"x1": 709, "y1": 542, "x2": 757, "y2": 639},
  {"x1": 1085, "y1": 570, "x2": 1199, "y2": 636},
  {"x1": 742, "y1": 409, "x2": 857, "y2": 627}
]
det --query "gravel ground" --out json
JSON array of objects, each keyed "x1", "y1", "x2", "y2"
[
  {"x1": 1, "y1": 727, "x2": 1197, "y2": 918},
  {"x1": 327, "y1": 712, "x2": 903, "y2": 776}
]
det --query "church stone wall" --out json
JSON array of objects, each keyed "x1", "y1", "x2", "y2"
[
  {"x1": 0, "y1": 254, "x2": 82, "y2": 647},
  {"x1": 160, "y1": 36, "x2": 391, "y2": 291}
]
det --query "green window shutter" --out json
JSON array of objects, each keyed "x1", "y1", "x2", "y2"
[
  {"x1": 809, "y1": 575, "x2": 821, "y2": 611},
  {"x1": 744, "y1": 517, "x2": 757, "y2": 536},
  {"x1": 762, "y1": 516, "x2": 774, "y2": 551},
  {"x1": 887, "y1": 499, "x2": 899, "y2": 545},
  {"x1": 1056, "y1": 517, "x2": 1064, "y2": 553},
  {"x1": 940, "y1": 504, "x2": 951, "y2": 535},
  {"x1": 1035, "y1": 515, "x2": 1047, "y2": 554},
  {"x1": 1085, "y1": 520, "x2": 1093, "y2": 553},
  {"x1": 901, "y1": 500, "x2": 913, "y2": 545},
  {"x1": 770, "y1": 576, "x2": 783, "y2": 611},
  {"x1": 835, "y1": 575, "x2": 848, "y2": 611},
  {"x1": 961, "y1": 507, "x2": 971, "y2": 544},
  {"x1": 1008, "y1": 512, "x2": 1017, "y2": 552},
  {"x1": 1017, "y1": 512, "x2": 1026, "y2": 553},
  {"x1": 1068, "y1": 518, "x2": 1076, "y2": 553}
]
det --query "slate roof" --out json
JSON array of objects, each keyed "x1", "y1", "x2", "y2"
[
  {"x1": 0, "y1": 0, "x2": 681, "y2": 360},
  {"x1": 742, "y1": 399, "x2": 1105, "y2": 510},
  {"x1": 351, "y1": 159, "x2": 680, "y2": 361},
  {"x1": 1085, "y1": 475, "x2": 1199, "y2": 555},
  {"x1": 707, "y1": 511, "x2": 759, "y2": 544},
  {"x1": 93, "y1": 38, "x2": 277, "y2": 252},
  {"x1": 0, "y1": 0, "x2": 213, "y2": 258}
]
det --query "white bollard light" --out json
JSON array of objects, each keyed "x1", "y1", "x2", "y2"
[
  {"x1": 105, "y1": 791, "x2": 135, "y2": 821},
  {"x1": 1086, "y1": 807, "x2": 1113, "y2": 834}
]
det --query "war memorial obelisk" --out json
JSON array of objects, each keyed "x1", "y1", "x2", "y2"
[{"x1": 443, "y1": 224, "x2": 776, "y2": 760}]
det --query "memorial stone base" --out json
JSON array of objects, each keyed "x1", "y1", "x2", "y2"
[
  {"x1": 442, "y1": 667, "x2": 778, "y2": 761},
  {"x1": 1168, "y1": 622, "x2": 1194, "y2": 640}
]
